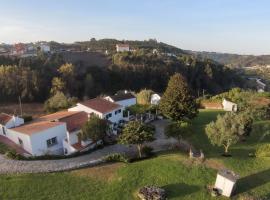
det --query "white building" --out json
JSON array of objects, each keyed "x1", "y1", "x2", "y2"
[
  {"x1": 222, "y1": 99, "x2": 237, "y2": 112},
  {"x1": 0, "y1": 111, "x2": 97, "y2": 156},
  {"x1": 151, "y1": 93, "x2": 161, "y2": 105},
  {"x1": 105, "y1": 91, "x2": 136, "y2": 108},
  {"x1": 39, "y1": 43, "x2": 50, "y2": 53},
  {"x1": 0, "y1": 113, "x2": 24, "y2": 131},
  {"x1": 0, "y1": 98, "x2": 124, "y2": 157},
  {"x1": 68, "y1": 97, "x2": 124, "y2": 124},
  {"x1": 116, "y1": 44, "x2": 130, "y2": 52},
  {"x1": 215, "y1": 169, "x2": 238, "y2": 197}
]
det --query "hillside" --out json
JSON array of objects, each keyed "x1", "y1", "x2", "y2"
[{"x1": 191, "y1": 51, "x2": 270, "y2": 68}]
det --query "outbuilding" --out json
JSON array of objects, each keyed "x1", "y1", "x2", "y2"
[{"x1": 214, "y1": 169, "x2": 239, "y2": 197}]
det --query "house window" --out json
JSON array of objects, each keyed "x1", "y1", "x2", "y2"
[
  {"x1": 2, "y1": 127, "x2": 6, "y2": 135},
  {"x1": 18, "y1": 138, "x2": 23, "y2": 146},
  {"x1": 47, "y1": 137, "x2": 58, "y2": 147},
  {"x1": 115, "y1": 109, "x2": 122, "y2": 115},
  {"x1": 106, "y1": 113, "x2": 112, "y2": 119}
]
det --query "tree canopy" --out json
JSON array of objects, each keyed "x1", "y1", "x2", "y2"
[
  {"x1": 118, "y1": 121, "x2": 155, "y2": 158},
  {"x1": 159, "y1": 73, "x2": 198, "y2": 121},
  {"x1": 205, "y1": 112, "x2": 253, "y2": 154},
  {"x1": 80, "y1": 115, "x2": 108, "y2": 142}
]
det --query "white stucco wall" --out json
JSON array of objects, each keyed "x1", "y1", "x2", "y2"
[
  {"x1": 28, "y1": 124, "x2": 67, "y2": 156},
  {"x1": 215, "y1": 174, "x2": 235, "y2": 197},
  {"x1": 4, "y1": 116, "x2": 24, "y2": 129},
  {"x1": 67, "y1": 131, "x2": 79, "y2": 145},
  {"x1": 103, "y1": 108, "x2": 123, "y2": 123},
  {"x1": 63, "y1": 139, "x2": 77, "y2": 155},
  {"x1": 116, "y1": 45, "x2": 129, "y2": 52},
  {"x1": 69, "y1": 103, "x2": 123, "y2": 124},
  {"x1": 222, "y1": 99, "x2": 237, "y2": 112},
  {"x1": 5, "y1": 129, "x2": 32, "y2": 153},
  {"x1": 68, "y1": 104, "x2": 103, "y2": 118},
  {"x1": 116, "y1": 98, "x2": 136, "y2": 108}
]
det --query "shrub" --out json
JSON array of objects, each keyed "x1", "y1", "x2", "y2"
[
  {"x1": 255, "y1": 144, "x2": 270, "y2": 158},
  {"x1": 5, "y1": 150, "x2": 23, "y2": 160},
  {"x1": 104, "y1": 153, "x2": 129, "y2": 163},
  {"x1": 142, "y1": 146, "x2": 154, "y2": 157}
]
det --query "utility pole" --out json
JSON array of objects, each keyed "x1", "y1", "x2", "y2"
[{"x1": 18, "y1": 96, "x2": 23, "y2": 117}]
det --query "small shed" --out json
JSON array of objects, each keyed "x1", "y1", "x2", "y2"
[
  {"x1": 214, "y1": 169, "x2": 239, "y2": 197},
  {"x1": 222, "y1": 99, "x2": 237, "y2": 112}
]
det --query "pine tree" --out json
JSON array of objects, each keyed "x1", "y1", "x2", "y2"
[{"x1": 159, "y1": 73, "x2": 198, "y2": 121}]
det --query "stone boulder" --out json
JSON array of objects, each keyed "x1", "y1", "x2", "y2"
[{"x1": 138, "y1": 186, "x2": 166, "y2": 200}]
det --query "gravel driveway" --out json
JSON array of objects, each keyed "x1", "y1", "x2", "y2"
[{"x1": 0, "y1": 120, "x2": 178, "y2": 174}]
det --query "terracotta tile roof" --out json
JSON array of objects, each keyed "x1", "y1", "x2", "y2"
[
  {"x1": 108, "y1": 93, "x2": 136, "y2": 102},
  {"x1": 38, "y1": 111, "x2": 81, "y2": 121},
  {"x1": 59, "y1": 112, "x2": 88, "y2": 133},
  {"x1": 72, "y1": 141, "x2": 94, "y2": 151},
  {"x1": 0, "y1": 113, "x2": 13, "y2": 125},
  {"x1": 11, "y1": 121, "x2": 64, "y2": 135},
  {"x1": 79, "y1": 98, "x2": 122, "y2": 114}
]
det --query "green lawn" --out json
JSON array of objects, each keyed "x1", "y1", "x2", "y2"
[{"x1": 0, "y1": 109, "x2": 269, "y2": 200}]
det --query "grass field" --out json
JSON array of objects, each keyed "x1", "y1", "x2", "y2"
[{"x1": 0, "y1": 110, "x2": 269, "y2": 200}]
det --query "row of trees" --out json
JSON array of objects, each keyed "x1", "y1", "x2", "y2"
[{"x1": 0, "y1": 50, "x2": 245, "y2": 104}]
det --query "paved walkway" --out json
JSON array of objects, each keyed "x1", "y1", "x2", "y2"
[{"x1": 0, "y1": 120, "x2": 178, "y2": 174}]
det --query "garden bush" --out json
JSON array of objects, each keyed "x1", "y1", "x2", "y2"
[
  {"x1": 104, "y1": 153, "x2": 130, "y2": 163},
  {"x1": 255, "y1": 144, "x2": 270, "y2": 158}
]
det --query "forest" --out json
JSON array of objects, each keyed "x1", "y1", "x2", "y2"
[{"x1": 0, "y1": 43, "x2": 246, "y2": 103}]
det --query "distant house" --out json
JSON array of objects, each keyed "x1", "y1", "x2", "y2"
[
  {"x1": 68, "y1": 97, "x2": 124, "y2": 124},
  {"x1": 151, "y1": 93, "x2": 161, "y2": 105},
  {"x1": 104, "y1": 91, "x2": 136, "y2": 108},
  {"x1": 37, "y1": 43, "x2": 50, "y2": 53},
  {"x1": 0, "y1": 113, "x2": 24, "y2": 135},
  {"x1": 222, "y1": 99, "x2": 237, "y2": 112},
  {"x1": 116, "y1": 44, "x2": 130, "y2": 52}
]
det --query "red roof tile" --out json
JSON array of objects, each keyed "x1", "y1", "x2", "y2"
[
  {"x1": 11, "y1": 121, "x2": 64, "y2": 135},
  {"x1": 38, "y1": 111, "x2": 81, "y2": 121},
  {"x1": 79, "y1": 98, "x2": 121, "y2": 114},
  {"x1": 59, "y1": 112, "x2": 88, "y2": 133},
  {"x1": 0, "y1": 113, "x2": 13, "y2": 125}
]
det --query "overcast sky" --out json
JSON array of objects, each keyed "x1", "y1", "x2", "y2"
[{"x1": 1, "y1": 0, "x2": 270, "y2": 55}]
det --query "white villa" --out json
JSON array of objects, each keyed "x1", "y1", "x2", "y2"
[
  {"x1": 0, "y1": 98, "x2": 125, "y2": 156},
  {"x1": 104, "y1": 91, "x2": 136, "y2": 108},
  {"x1": 116, "y1": 44, "x2": 130, "y2": 52},
  {"x1": 222, "y1": 99, "x2": 237, "y2": 112},
  {"x1": 68, "y1": 97, "x2": 123, "y2": 124}
]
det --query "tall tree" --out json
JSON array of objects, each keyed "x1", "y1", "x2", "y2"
[
  {"x1": 118, "y1": 121, "x2": 155, "y2": 158},
  {"x1": 159, "y1": 73, "x2": 198, "y2": 121},
  {"x1": 80, "y1": 116, "x2": 108, "y2": 142}
]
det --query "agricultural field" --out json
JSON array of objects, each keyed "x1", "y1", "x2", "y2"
[{"x1": 0, "y1": 110, "x2": 269, "y2": 200}]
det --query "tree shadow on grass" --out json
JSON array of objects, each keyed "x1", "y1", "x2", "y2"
[
  {"x1": 163, "y1": 183, "x2": 200, "y2": 198},
  {"x1": 236, "y1": 169, "x2": 270, "y2": 195}
]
